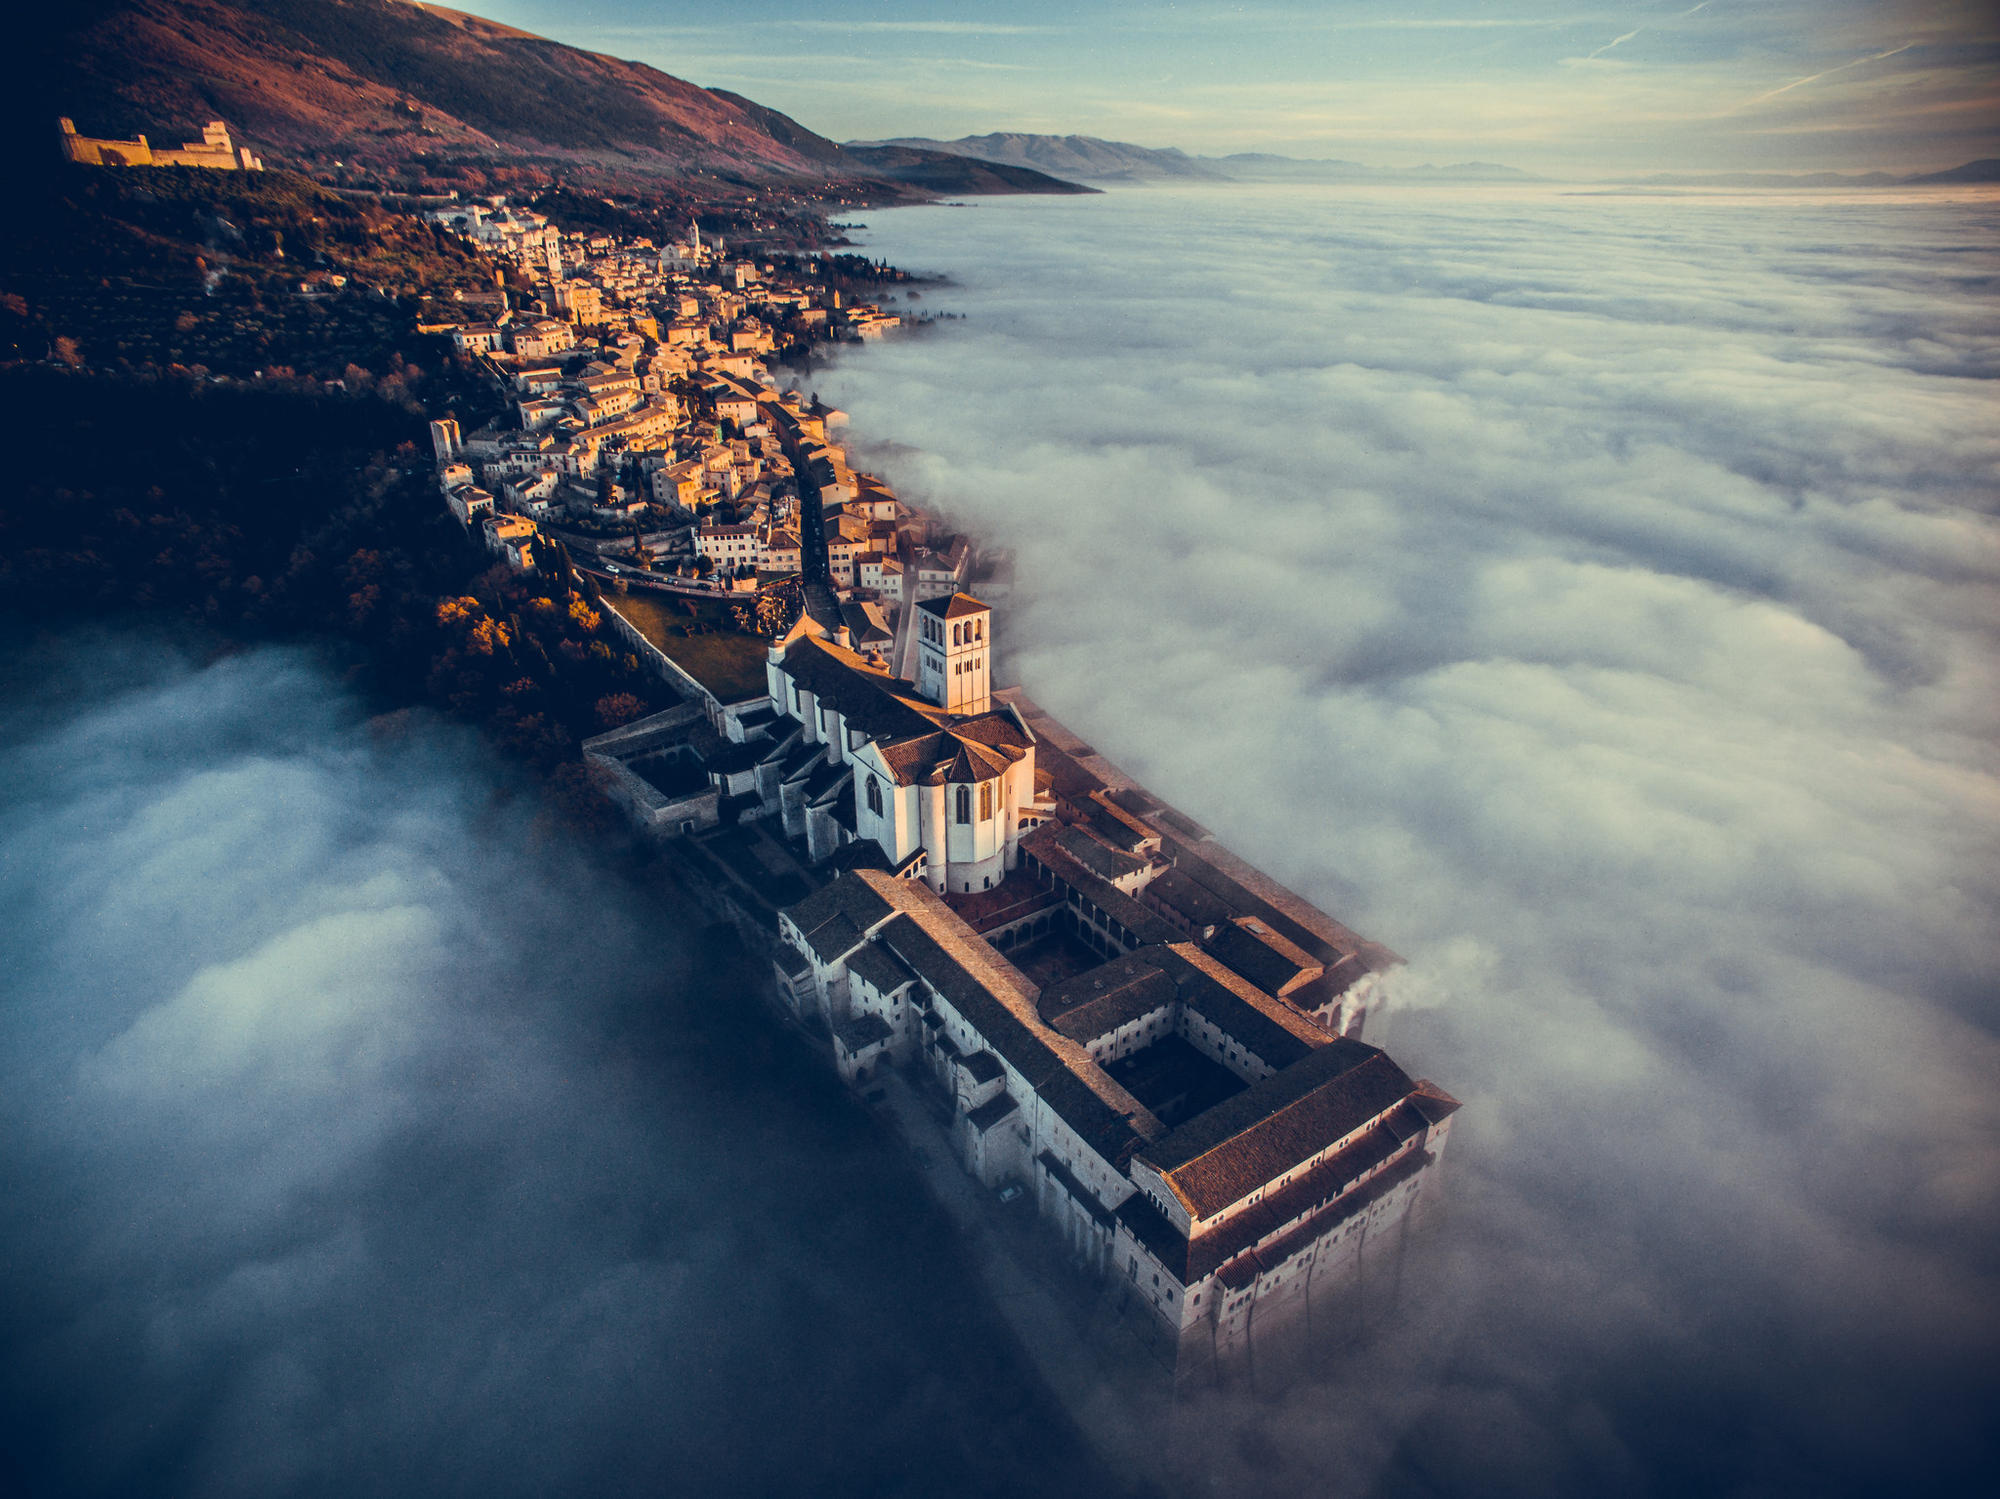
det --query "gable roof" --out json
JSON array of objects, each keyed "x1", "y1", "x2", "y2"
[
  {"x1": 1135, "y1": 1042, "x2": 1418, "y2": 1222},
  {"x1": 916, "y1": 592, "x2": 989, "y2": 620},
  {"x1": 777, "y1": 634, "x2": 943, "y2": 742},
  {"x1": 846, "y1": 939, "x2": 917, "y2": 997},
  {"x1": 788, "y1": 873, "x2": 1164, "y2": 1164},
  {"x1": 1203, "y1": 917, "x2": 1324, "y2": 997},
  {"x1": 1038, "y1": 953, "x2": 1178, "y2": 1042},
  {"x1": 782, "y1": 871, "x2": 895, "y2": 945}
]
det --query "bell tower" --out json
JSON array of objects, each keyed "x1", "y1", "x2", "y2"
[{"x1": 915, "y1": 593, "x2": 991, "y2": 717}]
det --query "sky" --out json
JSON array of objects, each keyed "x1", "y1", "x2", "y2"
[
  {"x1": 798, "y1": 180, "x2": 2000, "y2": 1495},
  {"x1": 463, "y1": 0, "x2": 2000, "y2": 174}
]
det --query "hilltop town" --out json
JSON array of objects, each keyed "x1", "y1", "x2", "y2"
[
  {"x1": 5, "y1": 112, "x2": 1462, "y2": 1400},
  {"x1": 425, "y1": 199, "x2": 1460, "y2": 1394}
]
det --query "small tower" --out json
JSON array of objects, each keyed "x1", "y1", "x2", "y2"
[{"x1": 916, "y1": 593, "x2": 992, "y2": 717}]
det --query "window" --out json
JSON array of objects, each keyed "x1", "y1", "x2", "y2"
[
  {"x1": 979, "y1": 783, "x2": 993, "y2": 821},
  {"x1": 975, "y1": 618, "x2": 983, "y2": 640},
  {"x1": 865, "y1": 778, "x2": 883, "y2": 816},
  {"x1": 952, "y1": 623, "x2": 962, "y2": 646},
  {"x1": 955, "y1": 786, "x2": 971, "y2": 824}
]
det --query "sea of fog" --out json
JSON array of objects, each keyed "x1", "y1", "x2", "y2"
[
  {"x1": 806, "y1": 182, "x2": 2000, "y2": 1495},
  {"x1": 0, "y1": 634, "x2": 1113, "y2": 1499},
  {"x1": 2, "y1": 184, "x2": 1994, "y2": 1499}
]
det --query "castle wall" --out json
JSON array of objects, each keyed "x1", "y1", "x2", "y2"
[{"x1": 59, "y1": 118, "x2": 262, "y2": 171}]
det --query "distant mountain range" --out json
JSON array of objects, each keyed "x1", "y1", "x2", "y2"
[
  {"x1": 848, "y1": 132, "x2": 2000, "y2": 191},
  {"x1": 847, "y1": 133, "x2": 1225, "y2": 184},
  {"x1": 1213, "y1": 154, "x2": 1537, "y2": 182},
  {"x1": 847, "y1": 133, "x2": 1541, "y2": 185},
  {"x1": 1612, "y1": 160, "x2": 2000, "y2": 188},
  {"x1": 30, "y1": 0, "x2": 1090, "y2": 201}
]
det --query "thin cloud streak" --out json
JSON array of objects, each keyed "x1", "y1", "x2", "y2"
[
  {"x1": 1584, "y1": 26, "x2": 1642, "y2": 58},
  {"x1": 778, "y1": 19, "x2": 1064, "y2": 36},
  {"x1": 1744, "y1": 40, "x2": 1919, "y2": 106},
  {"x1": 465, "y1": 0, "x2": 1999, "y2": 173}
]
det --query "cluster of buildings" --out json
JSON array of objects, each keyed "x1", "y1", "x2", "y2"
[
  {"x1": 418, "y1": 197, "x2": 1454, "y2": 1395},
  {"x1": 427, "y1": 203, "x2": 921, "y2": 594},
  {"x1": 584, "y1": 582, "x2": 1457, "y2": 1389}
]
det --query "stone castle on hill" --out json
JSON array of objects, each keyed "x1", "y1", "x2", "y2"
[
  {"x1": 594, "y1": 591, "x2": 1460, "y2": 1389},
  {"x1": 58, "y1": 117, "x2": 264, "y2": 172}
]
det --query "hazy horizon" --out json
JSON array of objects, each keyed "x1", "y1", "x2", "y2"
[{"x1": 466, "y1": 0, "x2": 2000, "y2": 177}]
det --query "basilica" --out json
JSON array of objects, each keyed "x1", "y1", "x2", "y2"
[
  {"x1": 594, "y1": 590, "x2": 1457, "y2": 1387},
  {"x1": 765, "y1": 592, "x2": 1051, "y2": 893}
]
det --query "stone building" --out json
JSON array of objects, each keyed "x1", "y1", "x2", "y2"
[
  {"x1": 58, "y1": 117, "x2": 262, "y2": 171},
  {"x1": 662, "y1": 588, "x2": 1461, "y2": 1388}
]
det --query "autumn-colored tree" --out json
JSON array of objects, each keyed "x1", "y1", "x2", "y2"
[{"x1": 595, "y1": 693, "x2": 645, "y2": 730}]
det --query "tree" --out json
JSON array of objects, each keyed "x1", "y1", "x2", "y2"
[{"x1": 595, "y1": 693, "x2": 646, "y2": 730}]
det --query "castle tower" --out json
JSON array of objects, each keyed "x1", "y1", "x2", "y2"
[{"x1": 915, "y1": 593, "x2": 992, "y2": 717}]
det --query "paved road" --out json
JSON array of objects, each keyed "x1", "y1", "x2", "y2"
[
  {"x1": 765, "y1": 402, "x2": 830, "y2": 588},
  {"x1": 889, "y1": 531, "x2": 921, "y2": 680},
  {"x1": 574, "y1": 563, "x2": 746, "y2": 601}
]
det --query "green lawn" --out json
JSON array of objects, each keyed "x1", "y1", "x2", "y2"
[{"x1": 607, "y1": 591, "x2": 771, "y2": 703}]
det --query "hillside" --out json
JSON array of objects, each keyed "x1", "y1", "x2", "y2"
[
  {"x1": 849, "y1": 133, "x2": 1220, "y2": 185},
  {"x1": 31, "y1": 0, "x2": 1088, "y2": 203},
  {"x1": 0, "y1": 163, "x2": 514, "y2": 381}
]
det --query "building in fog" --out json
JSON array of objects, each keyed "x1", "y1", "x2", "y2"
[{"x1": 715, "y1": 592, "x2": 1460, "y2": 1388}]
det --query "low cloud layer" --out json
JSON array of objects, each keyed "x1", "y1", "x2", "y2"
[
  {"x1": 0, "y1": 633, "x2": 1113, "y2": 1498},
  {"x1": 817, "y1": 182, "x2": 2000, "y2": 1495}
]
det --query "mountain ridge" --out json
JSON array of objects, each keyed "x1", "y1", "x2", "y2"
[
  {"x1": 846, "y1": 133, "x2": 1543, "y2": 184},
  {"x1": 32, "y1": 0, "x2": 1089, "y2": 203},
  {"x1": 844, "y1": 131, "x2": 1997, "y2": 190}
]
